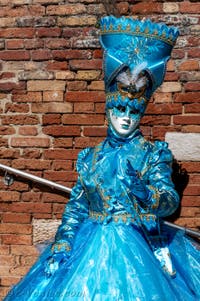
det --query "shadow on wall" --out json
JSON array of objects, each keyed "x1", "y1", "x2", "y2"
[{"x1": 168, "y1": 159, "x2": 189, "y2": 222}]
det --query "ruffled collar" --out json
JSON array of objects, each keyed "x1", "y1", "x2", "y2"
[{"x1": 105, "y1": 126, "x2": 141, "y2": 148}]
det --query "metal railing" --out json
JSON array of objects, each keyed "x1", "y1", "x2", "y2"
[{"x1": 0, "y1": 163, "x2": 199, "y2": 239}]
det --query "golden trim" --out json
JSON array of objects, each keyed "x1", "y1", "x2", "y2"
[{"x1": 100, "y1": 29, "x2": 175, "y2": 46}]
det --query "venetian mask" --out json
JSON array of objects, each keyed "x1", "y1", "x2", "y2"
[{"x1": 107, "y1": 105, "x2": 142, "y2": 137}]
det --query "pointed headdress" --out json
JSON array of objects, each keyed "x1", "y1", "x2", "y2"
[{"x1": 99, "y1": 16, "x2": 179, "y2": 113}]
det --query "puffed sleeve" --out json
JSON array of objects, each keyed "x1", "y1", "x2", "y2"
[
  {"x1": 144, "y1": 141, "x2": 180, "y2": 217},
  {"x1": 51, "y1": 149, "x2": 90, "y2": 256}
]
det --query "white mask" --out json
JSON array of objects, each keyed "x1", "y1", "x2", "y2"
[{"x1": 107, "y1": 105, "x2": 142, "y2": 138}]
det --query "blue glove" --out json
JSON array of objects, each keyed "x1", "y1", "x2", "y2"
[
  {"x1": 121, "y1": 160, "x2": 151, "y2": 203},
  {"x1": 44, "y1": 252, "x2": 68, "y2": 277}
]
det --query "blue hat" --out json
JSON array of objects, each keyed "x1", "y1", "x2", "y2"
[{"x1": 99, "y1": 16, "x2": 179, "y2": 113}]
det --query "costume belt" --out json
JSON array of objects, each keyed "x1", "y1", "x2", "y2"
[{"x1": 89, "y1": 210, "x2": 135, "y2": 224}]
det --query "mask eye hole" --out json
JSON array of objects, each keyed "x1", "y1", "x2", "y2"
[
  {"x1": 116, "y1": 105, "x2": 126, "y2": 113},
  {"x1": 130, "y1": 108, "x2": 139, "y2": 114}
]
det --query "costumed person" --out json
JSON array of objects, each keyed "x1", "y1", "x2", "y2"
[{"x1": 4, "y1": 16, "x2": 200, "y2": 301}]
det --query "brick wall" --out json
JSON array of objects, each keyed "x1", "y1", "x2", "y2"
[{"x1": 0, "y1": 0, "x2": 199, "y2": 298}]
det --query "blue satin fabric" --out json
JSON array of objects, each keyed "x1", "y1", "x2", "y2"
[
  {"x1": 100, "y1": 16, "x2": 179, "y2": 101},
  {"x1": 4, "y1": 128, "x2": 200, "y2": 300}
]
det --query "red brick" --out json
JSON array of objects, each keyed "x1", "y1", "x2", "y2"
[
  {"x1": 141, "y1": 115, "x2": 171, "y2": 126},
  {"x1": 67, "y1": 81, "x2": 87, "y2": 91},
  {"x1": 74, "y1": 102, "x2": 94, "y2": 113},
  {"x1": 24, "y1": 38, "x2": 44, "y2": 49},
  {"x1": 11, "y1": 245, "x2": 39, "y2": 256},
  {"x1": 12, "y1": 159, "x2": 51, "y2": 170},
  {"x1": 0, "y1": 191, "x2": 20, "y2": 202},
  {"x1": 46, "y1": 4, "x2": 86, "y2": 15},
  {"x1": 117, "y1": 1, "x2": 129, "y2": 14},
  {"x1": 21, "y1": 192, "x2": 41, "y2": 203},
  {"x1": 22, "y1": 149, "x2": 41, "y2": 159},
  {"x1": 181, "y1": 162, "x2": 200, "y2": 173},
  {"x1": 10, "y1": 202, "x2": 52, "y2": 214},
  {"x1": 53, "y1": 138, "x2": 73, "y2": 148},
  {"x1": 0, "y1": 72, "x2": 16, "y2": 80},
  {"x1": 188, "y1": 46, "x2": 200, "y2": 59},
  {"x1": 0, "y1": 50, "x2": 30, "y2": 60},
  {"x1": 36, "y1": 27, "x2": 61, "y2": 38},
  {"x1": 44, "y1": 149, "x2": 79, "y2": 160},
  {"x1": 183, "y1": 185, "x2": 200, "y2": 196},
  {"x1": 52, "y1": 160, "x2": 73, "y2": 171},
  {"x1": 178, "y1": 60, "x2": 199, "y2": 71},
  {"x1": 93, "y1": 49, "x2": 103, "y2": 59},
  {"x1": 21, "y1": 255, "x2": 38, "y2": 266},
  {"x1": 180, "y1": 207, "x2": 199, "y2": 217},
  {"x1": 44, "y1": 171, "x2": 77, "y2": 182},
  {"x1": 1, "y1": 276, "x2": 21, "y2": 287},
  {"x1": 175, "y1": 217, "x2": 199, "y2": 228},
  {"x1": 2, "y1": 235, "x2": 32, "y2": 245},
  {"x1": 11, "y1": 137, "x2": 50, "y2": 148},
  {"x1": 12, "y1": 92, "x2": 42, "y2": 103},
  {"x1": 189, "y1": 175, "x2": 200, "y2": 185},
  {"x1": 65, "y1": 91, "x2": 105, "y2": 102},
  {"x1": 173, "y1": 115, "x2": 200, "y2": 125},
  {"x1": 62, "y1": 114, "x2": 104, "y2": 125},
  {"x1": 0, "y1": 245, "x2": 9, "y2": 255},
  {"x1": 5, "y1": 103, "x2": 29, "y2": 113},
  {"x1": 75, "y1": 137, "x2": 103, "y2": 148},
  {"x1": 45, "y1": 38, "x2": 69, "y2": 49},
  {"x1": 152, "y1": 126, "x2": 181, "y2": 140},
  {"x1": 31, "y1": 50, "x2": 52, "y2": 61},
  {"x1": 9, "y1": 266, "x2": 31, "y2": 278},
  {"x1": 52, "y1": 50, "x2": 92, "y2": 60},
  {"x1": 184, "y1": 82, "x2": 200, "y2": 91},
  {"x1": 6, "y1": 39, "x2": 25, "y2": 49},
  {"x1": 146, "y1": 103, "x2": 182, "y2": 115},
  {"x1": 0, "y1": 138, "x2": 8, "y2": 147},
  {"x1": 171, "y1": 49, "x2": 185, "y2": 59},
  {"x1": 53, "y1": 203, "x2": 65, "y2": 214},
  {"x1": 174, "y1": 92, "x2": 200, "y2": 103},
  {"x1": 0, "y1": 126, "x2": 15, "y2": 135},
  {"x1": 18, "y1": 126, "x2": 38, "y2": 136},
  {"x1": 182, "y1": 125, "x2": 200, "y2": 133},
  {"x1": 69, "y1": 59, "x2": 102, "y2": 70},
  {"x1": 0, "y1": 148, "x2": 20, "y2": 159},
  {"x1": 0, "y1": 82, "x2": 26, "y2": 92},
  {"x1": 43, "y1": 125, "x2": 80, "y2": 136},
  {"x1": 0, "y1": 28, "x2": 35, "y2": 38},
  {"x1": 95, "y1": 103, "x2": 106, "y2": 113},
  {"x1": 2, "y1": 115, "x2": 39, "y2": 125},
  {"x1": 130, "y1": 2, "x2": 162, "y2": 13},
  {"x1": 43, "y1": 91, "x2": 64, "y2": 102},
  {"x1": 0, "y1": 224, "x2": 32, "y2": 235},
  {"x1": 185, "y1": 103, "x2": 200, "y2": 113},
  {"x1": 46, "y1": 61, "x2": 68, "y2": 71},
  {"x1": 42, "y1": 114, "x2": 61, "y2": 125},
  {"x1": 187, "y1": 37, "x2": 200, "y2": 47},
  {"x1": 83, "y1": 126, "x2": 107, "y2": 137},
  {"x1": 2, "y1": 213, "x2": 31, "y2": 224},
  {"x1": 180, "y1": 2, "x2": 200, "y2": 13},
  {"x1": 182, "y1": 196, "x2": 200, "y2": 207},
  {"x1": 0, "y1": 181, "x2": 29, "y2": 192},
  {"x1": 33, "y1": 213, "x2": 52, "y2": 219},
  {"x1": 0, "y1": 255, "x2": 15, "y2": 266}
]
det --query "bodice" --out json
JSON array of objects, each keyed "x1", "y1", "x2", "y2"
[{"x1": 77, "y1": 130, "x2": 173, "y2": 218}]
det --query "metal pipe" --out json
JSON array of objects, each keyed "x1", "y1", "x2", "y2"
[
  {"x1": 163, "y1": 221, "x2": 200, "y2": 239},
  {"x1": 0, "y1": 163, "x2": 199, "y2": 239},
  {"x1": 0, "y1": 163, "x2": 72, "y2": 194}
]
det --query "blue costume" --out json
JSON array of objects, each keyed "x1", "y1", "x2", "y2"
[{"x1": 4, "y1": 16, "x2": 200, "y2": 301}]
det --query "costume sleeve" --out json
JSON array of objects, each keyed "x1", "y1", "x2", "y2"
[
  {"x1": 144, "y1": 141, "x2": 180, "y2": 217},
  {"x1": 51, "y1": 150, "x2": 89, "y2": 256}
]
